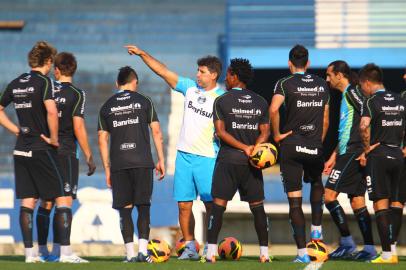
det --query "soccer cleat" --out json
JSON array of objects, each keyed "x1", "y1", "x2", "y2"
[
  {"x1": 25, "y1": 256, "x2": 46, "y2": 263},
  {"x1": 136, "y1": 253, "x2": 154, "y2": 263},
  {"x1": 369, "y1": 254, "x2": 396, "y2": 264},
  {"x1": 178, "y1": 246, "x2": 200, "y2": 260},
  {"x1": 202, "y1": 244, "x2": 208, "y2": 257},
  {"x1": 46, "y1": 254, "x2": 60, "y2": 262},
  {"x1": 392, "y1": 255, "x2": 399, "y2": 263},
  {"x1": 350, "y1": 249, "x2": 377, "y2": 261},
  {"x1": 310, "y1": 230, "x2": 323, "y2": 241},
  {"x1": 200, "y1": 255, "x2": 216, "y2": 263},
  {"x1": 59, "y1": 254, "x2": 89, "y2": 263},
  {"x1": 122, "y1": 257, "x2": 137, "y2": 263},
  {"x1": 259, "y1": 255, "x2": 272, "y2": 263},
  {"x1": 329, "y1": 245, "x2": 356, "y2": 259},
  {"x1": 293, "y1": 254, "x2": 311, "y2": 263}
]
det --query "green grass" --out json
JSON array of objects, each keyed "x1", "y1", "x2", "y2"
[{"x1": 0, "y1": 256, "x2": 405, "y2": 270}]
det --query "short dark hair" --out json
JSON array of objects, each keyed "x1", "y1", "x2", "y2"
[
  {"x1": 289, "y1": 44, "x2": 308, "y2": 68},
  {"x1": 54, "y1": 52, "x2": 77, "y2": 76},
  {"x1": 229, "y1": 58, "x2": 254, "y2": 86},
  {"x1": 117, "y1": 66, "x2": 139, "y2": 86},
  {"x1": 197, "y1": 56, "x2": 222, "y2": 81},
  {"x1": 358, "y1": 63, "x2": 383, "y2": 84},
  {"x1": 28, "y1": 41, "x2": 57, "y2": 68},
  {"x1": 328, "y1": 60, "x2": 358, "y2": 85}
]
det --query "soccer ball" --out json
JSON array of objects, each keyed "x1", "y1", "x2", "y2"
[
  {"x1": 250, "y1": 143, "x2": 278, "y2": 169},
  {"x1": 218, "y1": 237, "x2": 242, "y2": 260},
  {"x1": 306, "y1": 240, "x2": 328, "y2": 262},
  {"x1": 175, "y1": 238, "x2": 200, "y2": 257},
  {"x1": 147, "y1": 239, "x2": 171, "y2": 263}
]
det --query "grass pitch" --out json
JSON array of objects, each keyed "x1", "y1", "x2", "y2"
[{"x1": 0, "y1": 256, "x2": 405, "y2": 270}]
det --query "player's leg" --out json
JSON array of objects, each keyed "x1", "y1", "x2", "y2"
[
  {"x1": 173, "y1": 151, "x2": 198, "y2": 260},
  {"x1": 389, "y1": 201, "x2": 403, "y2": 262},
  {"x1": 37, "y1": 200, "x2": 54, "y2": 259},
  {"x1": 350, "y1": 195, "x2": 376, "y2": 260},
  {"x1": 242, "y1": 165, "x2": 269, "y2": 262},
  {"x1": 133, "y1": 168, "x2": 154, "y2": 263},
  {"x1": 205, "y1": 161, "x2": 237, "y2": 262},
  {"x1": 111, "y1": 169, "x2": 136, "y2": 262},
  {"x1": 280, "y1": 145, "x2": 309, "y2": 262}
]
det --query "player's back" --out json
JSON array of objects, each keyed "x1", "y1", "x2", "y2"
[
  {"x1": 274, "y1": 73, "x2": 329, "y2": 147},
  {"x1": 1, "y1": 71, "x2": 53, "y2": 151},
  {"x1": 364, "y1": 90, "x2": 405, "y2": 148},
  {"x1": 214, "y1": 88, "x2": 269, "y2": 164},
  {"x1": 98, "y1": 90, "x2": 157, "y2": 171}
]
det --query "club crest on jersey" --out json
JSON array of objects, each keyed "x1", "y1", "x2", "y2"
[
  {"x1": 197, "y1": 95, "x2": 206, "y2": 104},
  {"x1": 19, "y1": 75, "x2": 31, "y2": 83}
]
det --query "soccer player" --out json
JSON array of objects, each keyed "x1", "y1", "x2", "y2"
[
  {"x1": 204, "y1": 58, "x2": 270, "y2": 263},
  {"x1": 125, "y1": 45, "x2": 224, "y2": 259},
  {"x1": 269, "y1": 45, "x2": 329, "y2": 263},
  {"x1": 358, "y1": 63, "x2": 406, "y2": 263},
  {"x1": 323, "y1": 61, "x2": 376, "y2": 260},
  {"x1": 0, "y1": 41, "x2": 72, "y2": 263},
  {"x1": 98, "y1": 66, "x2": 165, "y2": 263},
  {"x1": 36, "y1": 52, "x2": 96, "y2": 263}
]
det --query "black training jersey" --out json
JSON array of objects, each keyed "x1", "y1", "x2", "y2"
[
  {"x1": 213, "y1": 88, "x2": 269, "y2": 165},
  {"x1": 98, "y1": 90, "x2": 158, "y2": 172},
  {"x1": 274, "y1": 73, "x2": 329, "y2": 148},
  {"x1": 361, "y1": 90, "x2": 406, "y2": 148},
  {"x1": 0, "y1": 71, "x2": 54, "y2": 151},
  {"x1": 53, "y1": 81, "x2": 85, "y2": 156},
  {"x1": 338, "y1": 84, "x2": 366, "y2": 155},
  {"x1": 401, "y1": 90, "x2": 406, "y2": 101}
]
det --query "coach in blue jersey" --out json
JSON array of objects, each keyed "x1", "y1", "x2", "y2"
[
  {"x1": 125, "y1": 45, "x2": 224, "y2": 259},
  {"x1": 358, "y1": 64, "x2": 406, "y2": 263},
  {"x1": 98, "y1": 66, "x2": 165, "y2": 263},
  {"x1": 323, "y1": 61, "x2": 376, "y2": 260},
  {"x1": 269, "y1": 45, "x2": 329, "y2": 263}
]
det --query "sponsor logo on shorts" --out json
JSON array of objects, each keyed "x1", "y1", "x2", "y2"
[
  {"x1": 13, "y1": 150, "x2": 32, "y2": 157},
  {"x1": 64, "y1": 183, "x2": 71, "y2": 193},
  {"x1": 112, "y1": 117, "x2": 139, "y2": 127},
  {"x1": 366, "y1": 176, "x2": 372, "y2": 193},
  {"x1": 20, "y1": 127, "x2": 30, "y2": 134},
  {"x1": 72, "y1": 185, "x2": 78, "y2": 195},
  {"x1": 299, "y1": 124, "x2": 315, "y2": 132},
  {"x1": 295, "y1": 146, "x2": 318, "y2": 155},
  {"x1": 120, "y1": 143, "x2": 136, "y2": 150}
]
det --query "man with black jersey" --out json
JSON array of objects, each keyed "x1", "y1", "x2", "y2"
[
  {"x1": 203, "y1": 58, "x2": 270, "y2": 263},
  {"x1": 323, "y1": 61, "x2": 376, "y2": 260},
  {"x1": 358, "y1": 63, "x2": 406, "y2": 263},
  {"x1": 98, "y1": 66, "x2": 165, "y2": 263},
  {"x1": 36, "y1": 52, "x2": 96, "y2": 263},
  {"x1": 269, "y1": 45, "x2": 329, "y2": 263},
  {"x1": 0, "y1": 41, "x2": 72, "y2": 263}
]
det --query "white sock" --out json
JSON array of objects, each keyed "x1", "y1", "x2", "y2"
[
  {"x1": 138, "y1": 239, "x2": 148, "y2": 256},
  {"x1": 186, "y1": 240, "x2": 196, "y2": 251},
  {"x1": 24, "y1": 247, "x2": 34, "y2": 258},
  {"x1": 206, "y1": 244, "x2": 217, "y2": 259},
  {"x1": 311, "y1": 225, "x2": 322, "y2": 234},
  {"x1": 260, "y1": 246, "x2": 269, "y2": 259},
  {"x1": 60, "y1": 245, "x2": 72, "y2": 256},
  {"x1": 51, "y1": 243, "x2": 60, "y2": 256},
  {"x1": 38, "y1": 245, "x2": 49, "y2": 256},
  {"x1": 340, "y1": 235, "x2": 355, "y2": 246},
  {"x1": 391, "y1": 244, "x2": 397, "y2": 256},
  {"x1": 364, "y1": 244, "x2": 376, "y2": 254},
  {"x1": 298, "y1": 248, "x2": 307, "y2": 257},
  {"x1": 125, "y1": 242, "x2": 135, "y2": 259},
  {"x1": 381, "y1": 251, "x2": 392, "y2": 260}
]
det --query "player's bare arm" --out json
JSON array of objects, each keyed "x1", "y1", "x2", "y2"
[
  {"x1": 98, "y1": 130, "x2": 111, "y2": 188},
  {"x1": 214, "y1": 119, "x2": 253, "y2": 156},
  {"x1": 323, "y1": 146, "x2": 337, "y2": 175},
  {"x1": 269, "y1": 94, "x2": 292, "y2": 143},
  {"x1": 150, "y1": 121, "x2": 165, "y2": 180},
  {"x1": 125, "y1": 45, "x2": 178, "y2": 89},
  {"x1": 322, "y1": 104, "x2": 330, "y2": 142},
  {"x1": 73, "y1": 116, "x2": 96, "y2": 176},
  {"x1": 43, "y1": 99, "x2": 59, "y2": 147},
  {"x1": 0, "y1": 105, "x2": 20, "y2": 136},
  {"x1": 255, "y1": 123, "x2": 270, "y2": 145}
]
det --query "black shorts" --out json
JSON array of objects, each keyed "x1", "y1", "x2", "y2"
[
  {"x1": 399, "y1": 159, "x2": 406, "y2": 203},
  {"x1": 14, "y1": 149, "x2": 64, "y2": 200},
  {"x1": 280, "y1": 144, "x2": 324, "y2": 193},
  {"x1": 211, "y1": 161, "x2": 264, "y2": 202},
  {"x1": 111, "y1": 168, "x2": 153, "y2": 209},
  {"x1": 365, "y1": 151, "x2": 404, "y2": 201},
  {"x1": 58, "y1": 154, "x2": 79, "y2": 199},
  {"x1": 325, "y1": 153, "x2": 366, "y2": 196}
]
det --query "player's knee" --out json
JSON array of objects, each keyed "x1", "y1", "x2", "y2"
[
  {"x1": 350, "y1": 196, "x2": 365, "y2": 210},
  {"x1": 324, "y1": 189, "x2": 338, "y2": 204},
  {"x1": 373, "y1": 199, "x2": 389, "y2": 211},
  {"x1": 213, "y1": 198, "x2": 228, "y2": 207},
  {"x1": 178, "y1": 201, "x2": 193, "y2": 213},
  {"x1": 390, "y1": 201, "x2": 404, "y2": 208},
  {"x1": 55, "y1": 196, "x2": 73, "y2": 208},
  {"x1": 40, "y1": 200, "x2": 54, "y2": 210}
]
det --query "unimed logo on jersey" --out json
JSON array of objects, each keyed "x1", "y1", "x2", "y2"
[
  {"x1": 110, "y1": 103, "x2": 141, "y2": 114},
  {"x1": 120, "y1": 143, "x2": 136, "y2": 150},
  {"x1": 12, "y1": 87, "x2": 34, "y2": 95},
  {"x1": 295, "y1": 146, "x2": 318, "y2": 155},
  {"x1": 112, "y1": 117, "x2": 139, "y2": 127}
]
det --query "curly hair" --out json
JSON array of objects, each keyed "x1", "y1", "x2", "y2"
[
  {"x1": 229, "y1": 58, "x2": 254, "y2": 86},
  {"x1": 28, "y1": 41, "x2": 57, "y2": 68}
]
